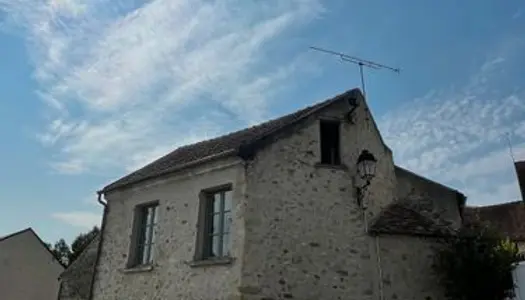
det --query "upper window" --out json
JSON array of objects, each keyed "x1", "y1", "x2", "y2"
[
  {"x1": 202, "y1": 188, "x2": 232, "y2": 259},
  {"x1": 320, "y1": 120, "x2": 341, "y2": 165},
  {"x1": 130, "y1": 202, "x2": 158, "y2": 267}
]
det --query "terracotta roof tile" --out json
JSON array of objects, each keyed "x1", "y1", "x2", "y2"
[{"x1": 463, "y1": 201, "x2": 525, "y2": 241}]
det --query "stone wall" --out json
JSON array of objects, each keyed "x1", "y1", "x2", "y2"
[
  {"x1": 58, "y1": 235, "x2": 100, "y2": 300},
  {"x1": 91, "y1": 157, "x2": 247, "y2": 300},
  {"x1": 241, "y1": 96, "x2": 397, "y2": 300},
  {"x1": 376, "y1": 235, "x2": 445, "y2": 300},
  {"x1": 395, "y1": 166, "x2": 462, "y2": 228}
]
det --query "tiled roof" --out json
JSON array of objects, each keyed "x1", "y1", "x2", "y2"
[
  {"x1": 102, "y1": 88, "x2": 361, "y2": 193},
  {"x1": 59, "y1": 234, "x2": 100, "y2": 299},
  {"x1": 463, "y1": 201, "x2": 525, "y2": 241},
  {"x1": 370, "y1": 203, "x2": 455, "y2": 237}
]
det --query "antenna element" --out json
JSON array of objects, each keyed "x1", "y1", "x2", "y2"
[
  {"x1": 506, "y1": 132, "x2": 516, "y2": 163},
  {"x1": 309, "y1": 46, "x2": 400, "y2": 96}
]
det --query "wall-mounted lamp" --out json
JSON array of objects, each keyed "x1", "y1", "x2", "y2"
[{"x1": 356, "y1": 150, "x2": 377, "y2": 208}]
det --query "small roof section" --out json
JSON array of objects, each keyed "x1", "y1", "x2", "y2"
[
  {"x1": 370, "y1": 203, "x2": 455, "y2": 237},
  {"x1": 101, "y1": 88, "x2": 364, "y2": 193},
  {"x1": 463, "y1": 201, "x2": 525, "y2": 241}
]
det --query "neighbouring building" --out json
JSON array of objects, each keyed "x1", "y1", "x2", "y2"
[
  {"x1": 0, "y1": 228, "x2": 65, "y2": 300},
  {"x1": 463, "y1": 160, "x2": 525, "y2": 252},
  {"x1": 463, "y1": 201, "x2": 525, "y2": 251},
  {"x1": 89, "y1": 88, "x2": 466, "y2": 300}
]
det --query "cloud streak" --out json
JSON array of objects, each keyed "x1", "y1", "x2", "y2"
[
  {"x1": 52, "y1": 211, "x2": 101, "y2": 229},
  {"x1": 1, "y1": 0, "x2": 322, "y2": 175},
  {"x1": 379, "y1": 36, "x2": 525, "y2": 206}
]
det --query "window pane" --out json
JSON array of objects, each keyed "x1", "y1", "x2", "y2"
[
  {"x1": 143, "y1": 225, "x2": 152, "y2": 245},
  {"x1": 222, "y1": 233, "x2": 230, "y2": 256},
  {"x1": 212, "y1": 213, "x2": 221, "y2": 234},
  {"x1": 224, "y1": 191, "x2": 232, "y2": 212},
  {"x1": 151, "y1": 205, "x2": 158, "y2": 225},
  {"x1": 141, "y1": 244, "x2": 150, "y2": 265},
  {"x1": 223, "y1": 211, "x2": 232, "y2": 234},
  {"x1": 320, "y1": 121, "x2": 341, "y2": 165},
  {"x1": 212, "y1": 193, "x2": 221, "y2": 213},
  {"x1": 212, "y1": 235, "x2": 220, "y2": 257},
  {"x1": 150, "y1": 225, "x2": 156, "y2": 245},
  {"x1": 146, "y1": 207, "x2": 154, "y2": 224},
  {"x1": 149, "y1": 243, "x2": 154, "y2": 263}
]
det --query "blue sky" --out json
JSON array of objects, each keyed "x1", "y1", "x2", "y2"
[{"x1": 1, "y1": 0, "x2": 524, "y2": 244}]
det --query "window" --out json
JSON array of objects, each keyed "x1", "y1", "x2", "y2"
[
  {"x1": 130, "y1": 202, "x2": 158, "y2": 267},
  {"x1": 198, "y1": 188, "x2": 232, "y2": 259},
  {"x1": 320, "y1": 120, "x2": 341, "y2": 165}
]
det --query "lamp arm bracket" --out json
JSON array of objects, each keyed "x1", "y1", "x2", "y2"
[{"x1": 356, "y1": 180, "x2": 371, "y2": 209}]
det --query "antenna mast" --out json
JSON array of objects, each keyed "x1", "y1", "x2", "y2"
[
  {"x1": 506, "y1": 132, "x2": 516, "y2": 163},
  {"x1": 309, "y1": 46, "x2": 400, "y2": 96}
]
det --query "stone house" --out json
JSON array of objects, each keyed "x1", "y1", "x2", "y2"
[
  {"x1": 89, "y1": 88, "x2": 466, "y2": 300},
  {"x1": 0, "y1": 228, "x2": 65, "y2": 300}
]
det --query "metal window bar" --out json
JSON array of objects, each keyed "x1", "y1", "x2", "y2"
[{"x1": 206, "y1": 191, "x2": 231, "y2": 257}]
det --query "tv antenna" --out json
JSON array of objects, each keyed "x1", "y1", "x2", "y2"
[
  {"x1": 505, "y1": 132, "x2": 516, "y2": 162},
  {"x1": 309, "y1": 46, "x2": 400, "y2": 97}
]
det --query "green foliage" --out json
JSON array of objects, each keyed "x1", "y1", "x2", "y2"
[
  {"x1": 47, "y1": 226, "x2": 99, "y2": 266},
  {"x1": 69, "y1": 226, "x2": 100, "y2": 263},
  {"x1": 50, "y1": 239, "x2": 71, "y2": 265},
  {"x1": 434, "y1": 222, "x2": 523, "y2": 300}
]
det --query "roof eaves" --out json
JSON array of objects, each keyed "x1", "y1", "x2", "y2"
[{"x1": 101, "y1": 148, "x2": 238, "y2": 193}]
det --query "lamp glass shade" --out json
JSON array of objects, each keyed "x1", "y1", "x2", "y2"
[{"x1": 357, "y1": 150, "x2": 377, "y2": 181}]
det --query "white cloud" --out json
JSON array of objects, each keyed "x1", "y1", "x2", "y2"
[
  {"x1": 1, "y1": 0, "x2": 322, "y2": 176},
  {"x1": 49, "y1": 0, "x2": 87, "y2": 16},
  {"x1": 52, "y1": 211, "x2": 101, "y2": 229},
  {"x1": 379, "y1": 37, "x2": 525, "y2": 206}
]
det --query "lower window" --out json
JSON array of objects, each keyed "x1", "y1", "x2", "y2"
[{"x1": 130, "y1": 202, "x2": 158, "y2": 267}]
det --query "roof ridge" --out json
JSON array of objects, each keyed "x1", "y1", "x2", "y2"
[
  {"x1": 101, "y1": 88, "x2": 360, "y2": 193},
  {"x1": 154, "y1": 92, "x2": 339, "y2": 154},
  {"x1": 0, "y1": 227, "x2": 32, "y2": 243},
  {"x1": 467, "y1": 200, "x2": 523, "y2": 209}
]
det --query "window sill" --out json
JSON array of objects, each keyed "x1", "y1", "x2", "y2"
[
  {"x1": 188, "y1": 257, "x2": 235, "y2": 268},
  {"x1": 121, "y1": 264, "x2": 154, "y2": 274},
  {"x1": 315, "y1": 163, "x2": 348, "y2": 170}
]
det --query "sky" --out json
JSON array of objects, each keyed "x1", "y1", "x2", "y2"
[{"x1": 0, "y1": 0, "x2": 524, "y2": 244}]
